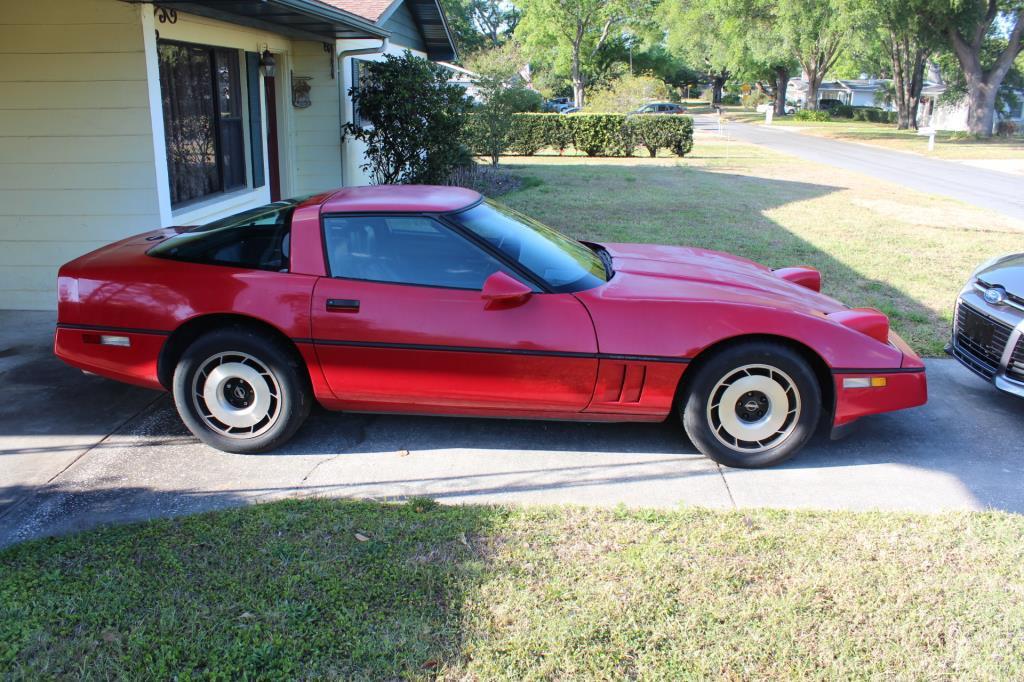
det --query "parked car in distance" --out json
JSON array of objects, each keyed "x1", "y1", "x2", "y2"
[
  {"x1": 756, "y1": 102, "x2": 796, "y2": 115},
  {"x1": 55, "y1": 186, "x2": 927, "y2": 468},
  {"x1": 632, "y1": 102, "x2": 688, "y2": 115},
  {"x1": 947, "y1": 253, "x2": 1024, "y2": 398},
  {"x1": 544, "y1": 97, "x2": 572, "y2": 112},
  {"x1": 559, "y1": 106, "x2": 580, "y2": 114}
]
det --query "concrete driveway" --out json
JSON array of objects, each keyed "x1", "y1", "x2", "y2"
[
  {"x1": 696, "y1": 114, "x2": 1024, "y2": 222},
  {"x1": 2, "y1": 310, "x2": 1023, "y2": 547}
]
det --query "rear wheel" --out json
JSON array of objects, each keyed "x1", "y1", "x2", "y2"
[
  {"x1": 172, "y1": 327, "x2": 312, "y2": 453},
  {"x1": 680, "y1": 342, "x2": 821, "y2": 468}
]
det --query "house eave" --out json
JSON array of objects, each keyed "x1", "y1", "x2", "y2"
[{"x1": 133, "y1": 0, "x2": 389, "y2": 41}]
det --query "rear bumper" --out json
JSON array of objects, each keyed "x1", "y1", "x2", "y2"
[
  {"x1": 54, "y1": 325, "x2": 166, "y2": 391},
  {"x1": 830, "y1": 331, "x2": 928, "y2": 434}
]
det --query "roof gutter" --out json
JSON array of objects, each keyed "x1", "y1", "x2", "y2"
[{"x1": 337, "y1": 37, "x2": 390, "y2": 186}]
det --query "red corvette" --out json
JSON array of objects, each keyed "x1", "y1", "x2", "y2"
[{"x1": 55, "y1": 186, "x2": 926, "y2": 467}]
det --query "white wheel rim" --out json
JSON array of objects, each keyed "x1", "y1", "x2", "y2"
[
  {"x1": 706, "y1": 364, "x2": 801, "y2": 454},
  {"x1": 191, "y1": 351, "x2": 282, "y2": 439}
]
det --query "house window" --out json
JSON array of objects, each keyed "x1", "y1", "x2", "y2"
[
  {"x1": 351, "y1": 58, "x2": 372, "y2": 128},
  {"x1": 158, "y1": 40, "x2": 247, "y2": 207}
]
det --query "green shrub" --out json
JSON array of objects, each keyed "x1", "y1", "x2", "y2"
[
  {"x1": 571, "y1": 114, "x2": 626, "y2": 156},
  {"x1": 345, "y1": 51, "x2": 469, "y2": 184},
  {"x1": 741, "y1": 91, "x2": 771, "y2": 110},
  {"x1": 585, "y1": 73, "x2": 674, "y2": 113},
  {"x1": 507, "y1": 113, "x2": 571, "y2": 155},
  {"x1": 627, "y1": 114, "x2": 687, "y2": 157},
  {"x1": 832, "y1": 103, "x2": 854, "y2": 118},
  {"x1": 721, "y1": 93, "x2": 741, "y2": 105},
  {"x1": 849, "y1": 107, "x2": 897, "y2": 124},
  {"x1": 470, "y1": 113, "x2": 694, "y2": 159},
  {"x1": 667, "y1": 118, "x2": 695, "y2": 157},
  {"x1": 794, "y1": 110, "x2": 832, "y2": 122},
  {"x1": 466, "y1": 84, "x2": 542, "y2": 165}
]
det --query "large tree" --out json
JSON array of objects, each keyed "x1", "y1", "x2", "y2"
[
  {"x1": 931, "y1": 1, "x2": 1023, "y2": 135},
  {"x1": 439, "y1": 0, "x2": 519, "y2": 54},
  {"x1": 659, "y1": 1, "x2": 735, "y2": 104},
  {"x1": 776, "y1": 0, "x2": 856, "y2": 110},
  {"x1": 727, "y1": 1, "x2": 800, "y2": 116},
  {"x1": 516, "y1": 0, "x2": 651, "y2": 107},
  {"x1": 855, "y1": 0, "x2": 945, "y2": 129}
]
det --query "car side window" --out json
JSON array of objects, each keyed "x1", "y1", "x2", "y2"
[
  {"x1": 148, "y1": 199, "x2": 303, "y2": 272},
  {"x1": 322, "y1": 215, "x2": 535, "y2": 291}
]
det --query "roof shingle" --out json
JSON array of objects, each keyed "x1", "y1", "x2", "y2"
[{"x1": 317, "y1": 0, "x2": 396, "y2": 23}]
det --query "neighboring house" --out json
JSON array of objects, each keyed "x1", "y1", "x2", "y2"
[
  {"x1": 0, "y1": 0, "x2": 456, "y2": 310},
  {"x1": 918, "y1": 83, "x2": 1024, "y2": 132},
  {"x1": 789, "y1": 78, "x2": 894, "y2": 110},
  {"x1": 439, "y1": 61, "x2": 482, "y2": 102}
]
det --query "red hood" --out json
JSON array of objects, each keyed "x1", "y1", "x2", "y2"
[{"x1": 597, "y1": 242, "x2": 846, "y2": 315}]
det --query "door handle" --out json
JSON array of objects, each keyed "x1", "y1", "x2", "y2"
[{"x1": 326, "y1": 298, "x2": 360, "y2": 312}]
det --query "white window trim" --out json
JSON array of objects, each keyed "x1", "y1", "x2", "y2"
[{"x1": 143, "y1": 8, "x2": 280, "y2": 227}]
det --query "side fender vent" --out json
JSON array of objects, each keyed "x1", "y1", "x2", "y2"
[{"x1": 596, "y1": 362, "x2": 647, "y2": 404}]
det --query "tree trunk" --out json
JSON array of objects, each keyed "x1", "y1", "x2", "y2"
[
  {"x1": 965, "y1": 79, "x2": 998, "y2": 136},
  {"x1": 889, "y1": 32, "x2": 929, "y2": 131},
  {"x1": 773, "y1": 67, "x2": 790, "y2": 116},
  {"x1": 805, "y1": 75, "x2": 821, "y2": 111},
  {"x1": 946, "y1": 12, "x2": 1024, "y2": 138},
  {"x1": 571, "y1": 54, "x2": 585, "y2": 108},
  {"x1": 711, "y1": 75, "x2": 726, "y2": 105}
]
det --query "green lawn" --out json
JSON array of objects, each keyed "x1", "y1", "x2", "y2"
[
  {"x1": 724, "y1": 109, "x2": 1024, "y2": 161},
  {"x1": 496, "y1": 144, "x2": 1024, "y2": 356},
  {"x1": 2, "y1": 499, "x2": 1022, "y2": 679}
]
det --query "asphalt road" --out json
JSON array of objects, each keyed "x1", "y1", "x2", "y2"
[
  {"x1": 695, "y1": 114, "x2": 1024, "y2": 222},
  {"x1": 3, "y1": 310, "x2": 1024, "y2": 548}
]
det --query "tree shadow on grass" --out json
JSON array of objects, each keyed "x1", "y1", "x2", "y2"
[{"x1": 0, "y1": 496, "x2": 503, "y2": 678}]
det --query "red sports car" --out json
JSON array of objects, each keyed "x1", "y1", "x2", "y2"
[{"x1": 55, "y1": 186, "x2": 927, "y2": 468}]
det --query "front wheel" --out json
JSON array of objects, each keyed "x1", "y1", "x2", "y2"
[
  {"x1": 172, "y1": 327, "x2": 312, "y2": 453},
  {"x1": 680, "y1": 342, "x2": 822, "y2": 468}
]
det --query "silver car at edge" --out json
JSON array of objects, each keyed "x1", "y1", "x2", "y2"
[{"x1": 947, "y1": 253, "x2": 1024, "y2": 398}]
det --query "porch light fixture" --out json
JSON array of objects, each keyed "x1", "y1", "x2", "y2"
[{"x1": 260, "y1": 49, "x2": 277, "y2": 78}]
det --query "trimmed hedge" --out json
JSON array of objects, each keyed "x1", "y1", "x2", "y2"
[
  {"x1": 794, "y1": 110, "x2": 832, "y2": 122},
  {"x1": 830, "y1": 105, "x2": 899, "y2": 124},
  {"x1": 467, "y1": 113, "x2": 694, "y2": 158}
]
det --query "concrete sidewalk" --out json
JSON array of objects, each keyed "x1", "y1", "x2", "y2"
[{"x1": 2, "y1": 310, "x2": 1023, "y2": 547}]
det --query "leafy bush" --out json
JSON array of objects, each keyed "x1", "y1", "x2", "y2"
[
  {"x1": 465, "y1": 85, "x2": 544, "y2": 165},
  {"x1": 628, "y1": 114, "x2": 682, "y2": 157},
  {"x1": 483, "y1": 113, "x2": 567, "y2": 156},
  {"x1": 794, "y1": 110, "x2": 832, "y2": 122},
  {"x1": 741, "y1": 91, "x2": 771, "y2": 110},
  {"x1": 831, "y1": 103, "x2": 854, "y2": 118},
  {"x1": 572, "y1": 114, "x2": 627, "y2": 156},
  {"x1": 996, "y1": 120, "x2": 1019, "y2": 137},
  {"x1": 850, "y1": 107, "x2": 897, "y2": 124},
  {"x1": 345, "y1": 51, "x2": 469, "y2": 184},
  {"x1": 721, "y1": 93, "x2": 741, "y2": 105},
  {"x1": 585, "y1": 73, "x2": 674, "y2": 113},
  {"x1": 465, "y1": 113, "x2": 694, "y2": 159}
]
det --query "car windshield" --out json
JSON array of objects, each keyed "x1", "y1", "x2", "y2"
[{"x1": 449, "y1": 200, "x2": 609, "y2": 293}]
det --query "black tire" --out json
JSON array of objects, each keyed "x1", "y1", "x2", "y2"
[
  {"x1": 172, "y1": 327, "x2": 312, "y2": 454},
  {"x1": 680, "y1": 341, "x2": 822, "y2": 468}
]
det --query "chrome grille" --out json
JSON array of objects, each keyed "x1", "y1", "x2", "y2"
[
  {"x1": 1010, "y1": 337, "x2": 1024, "y2": 382},
  {"x1": 953, "y1": 302, "x2": 1013, "y2": 377}
]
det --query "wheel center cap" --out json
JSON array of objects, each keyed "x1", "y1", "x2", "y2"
[{"x1": 744, "y1": 399, "x2": 760, "y2": 412}]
